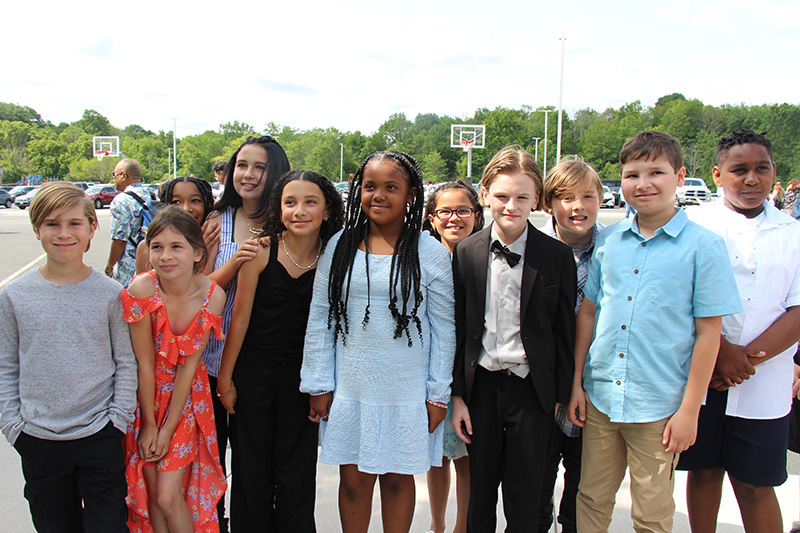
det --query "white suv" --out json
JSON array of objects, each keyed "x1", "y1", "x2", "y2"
[{"x1": 677, "y1": 177, "x2": 711, "y2": 206}]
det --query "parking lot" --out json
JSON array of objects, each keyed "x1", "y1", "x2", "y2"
[{"x1": 1, "y1": 205, "x2": 799, "y2": 531}]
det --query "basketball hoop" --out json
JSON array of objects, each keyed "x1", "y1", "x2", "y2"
[
  {"x1": 92, "y1": 136, "x2": 120, "y2": 161},
  {"x1": 461, "y1": 140, "x2": 474, "y2": 152}
]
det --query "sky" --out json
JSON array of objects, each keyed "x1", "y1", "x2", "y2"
[{"x1": 2, "y1": 0, "x2": 799, "y2": 138}]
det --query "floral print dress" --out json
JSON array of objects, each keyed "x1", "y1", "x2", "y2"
[{"x1": 121, "y1": 271, "x2": 227, "y2": 533}]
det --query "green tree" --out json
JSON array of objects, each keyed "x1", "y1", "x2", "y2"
[{"x1": 420, "y1": 151, "x2": 448, "y2": 182}]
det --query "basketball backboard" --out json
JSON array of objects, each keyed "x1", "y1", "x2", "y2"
[
  {"x1": 93, "y1": 136, "x2": 120, "y2": 161},
  {"x1": 450, "y1": 125, "x2": 486, "y2": 151}
]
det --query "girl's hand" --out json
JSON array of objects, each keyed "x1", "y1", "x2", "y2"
[
  {"x1": 309, "y1": 393, "x2": 333, "y2": 423},
  {"x1": 451, "y1": 396, "x2": 472, "y2": 444},
  {"x1": 151, "y1": 428, "x2": 173, "y2": 462},
  {"x1": 202, "y1": 219, "x2": 221, "y2": 250},
  {"x1": 219, "y1": 383, "x2": 237, "y2": 415},
  {"x1": 234, "y1": 238, "x2": 259, "y2": 268},
  {"x1": 426, "y1": 401, "x2": 447, "y2": 433},
  {"x1": 137, "y1": 423, "x2": 158, "y2": 462}
]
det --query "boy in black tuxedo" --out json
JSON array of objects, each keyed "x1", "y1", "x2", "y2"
[{"x1": 451, "y1": 146, "x2": 576, "y2": 531}]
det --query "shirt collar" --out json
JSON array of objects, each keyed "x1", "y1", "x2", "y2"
[
  {"x1": 491, "y1": 223, "x2": 528, "y2": 256},
  {"x1": 627, "y1": 208, "x2": 688, "y2": 240},
  {"x1": 712, "y1": 198, "x2": 794, "y2": 230}
]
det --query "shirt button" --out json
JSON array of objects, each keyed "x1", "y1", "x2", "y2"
[
  {"x1": 503, "y1": 363, "x2": 508, "y2": 369},
  {"x1": 499, "y1": 337, "x2": 504, "y2": 343},
  {"x1": 627, "y1": 296, "x2": 632, "y2": 301},
  {"x1": 641, "y1": 242, "x2": 646, "y2": 247},
  {"x1": 501, "y1": 299, "x2": 506, "y2": 306},
  {"x1": 616, "y1": 381, "x2": 621, "y2": 385},
  {"x1": 634, "y1": 269, "x2": 639, "y2": 274},
  {"x1": 502, "y1": 265, "x2": 508, "y2": 271},
  {"x1": 621, "y1": 325, "x2": 626, "y2": 330}
]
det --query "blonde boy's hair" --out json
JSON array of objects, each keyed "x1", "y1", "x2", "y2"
[
  {"x1": 30, "y1": 182, "x2": 97, "y2": 231},
  {"x1": 544, "y1": 160, "x2": 604, "y2": 208},
  {"x1": 479, "y1": 145, "x2": 544, "y2": 211}
]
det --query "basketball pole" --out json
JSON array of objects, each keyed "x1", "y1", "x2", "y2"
[
  {"x1": 556, "y1": 37, "x2": 566, "y2": 166},
  {"x1": 466, "y1": 146, "x2": 473, "y2": 183}
]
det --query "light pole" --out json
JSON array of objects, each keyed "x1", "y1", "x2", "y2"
[
  {"x1": 556, "y1": 38, "x2": 566, "y2": 165},
  {"x1": 171, "y1": 118, "x2": 178, "y2": 179},
  {"x1": 340, "y1": 143, "x2": 344, "y2": 182},
  {"x1": 536, "y1": 109, "x2": 554, "y2": 177},
  {"x1": 532, "y1": 137, "x2": 542, "y2": 164}
]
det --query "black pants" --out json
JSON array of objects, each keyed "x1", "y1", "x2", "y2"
[
  {"x1": 208, "y1": 375, "x2": 230, "y2": 532},
  {"x1": 538, "y1": 419, "x2": 581, "y2": 533},
  {"x1": 13, "y1": 423, "x2": 128, "y2": 533},
  {"x1": 466, "y1": 366, "x2": 552, "y2": 533},
  {"x1": 229, "y1": 358, "x2": 318, "y2": 532}
]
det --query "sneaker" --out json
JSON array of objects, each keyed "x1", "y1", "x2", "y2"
[{"x1": 789, "y1": 520, "x2": 800, "y2": 533}]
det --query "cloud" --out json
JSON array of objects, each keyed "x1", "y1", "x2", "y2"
[
  {"x1": 80, "y1": 35, "x2": 114, "y2": 59},
  {"x1": 253, "y1": 79, "x2": 319, "y2": 97}
]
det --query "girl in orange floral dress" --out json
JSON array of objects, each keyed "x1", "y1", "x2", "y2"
[{"x1": 122, "y1": 206, "x2": 227, "y2": 533}]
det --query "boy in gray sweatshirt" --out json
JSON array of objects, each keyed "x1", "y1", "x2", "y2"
[{"x1": 0, "y1": 182, "x2": 137, "y2": 532}]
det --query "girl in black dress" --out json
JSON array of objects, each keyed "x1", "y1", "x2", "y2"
[{"x1": 216, "y1": 170, "x2": 344, "y2": 532}]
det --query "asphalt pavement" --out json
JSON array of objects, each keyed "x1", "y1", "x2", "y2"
[{"x1": 1, "y1": 205, "x2": 799, "y2": 531}]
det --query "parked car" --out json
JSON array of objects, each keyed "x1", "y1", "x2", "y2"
[
  {"x1": 15, "y1": 187, "x2": 42, "y2": 209},
  {"x1": 85, "y1": 185, "x2": 120, "y2": 209},
  {"x1": 70, "y1": 181, "x2": 93, "y2": 190},
  {"x1": 601, "y1": 186, "x2": 616, "y2": 208},
  {"x1": 0, "y1": 189, "x2": 12, "y2": 208},
  {"x1": 8, "y1": 185, "x2": 38, "y2": 201},
  {"x1": 334, "y1": 181, "x2": 349, "y2": 202},
  {"x1": 601, "y1": 179, "x2": 624, "y2": 206},
  {"x1": 677, "y1": 177, "x2": 711, "y2": 206}
]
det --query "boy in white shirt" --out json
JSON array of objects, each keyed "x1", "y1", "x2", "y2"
[{"x1": 678, "y1": 129, "x2": 800, "y2": 532}]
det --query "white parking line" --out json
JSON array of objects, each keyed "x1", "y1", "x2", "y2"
[{"x1": 0, "y1": 253, "x2": 46, "y2": 289}]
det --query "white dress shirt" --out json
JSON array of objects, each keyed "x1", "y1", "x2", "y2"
[
  {"x1": 479, "y1": 225, "x2": 529, "y2": 378},
  {"x1": 689, "y1": 200, "x2": 800, "y2": 419}
]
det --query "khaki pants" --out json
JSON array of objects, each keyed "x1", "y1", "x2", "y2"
[{"x1": 576, "y1": 397, "x2": 678, "y2": 533}]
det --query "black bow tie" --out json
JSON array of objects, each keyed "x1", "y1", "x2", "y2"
[{"x1": 491, "y1": 240, "x2": 521, "y2": 267}]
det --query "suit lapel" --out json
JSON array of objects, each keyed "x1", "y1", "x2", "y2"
[
  {"x1": 473, "y1": 227, "x2": 491, "y2": 318},
  {"x1": 521, "y1": 222, "x2": 543, "y2": 320}
]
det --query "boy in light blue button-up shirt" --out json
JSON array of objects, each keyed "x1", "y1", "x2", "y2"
[{"x1": 566, "y1": 131, "x2": 742, "y2": 532}]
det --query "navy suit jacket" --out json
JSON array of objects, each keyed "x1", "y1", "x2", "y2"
[{"x1": 451, "y1": 222, "x2": 577, "y2": 411}]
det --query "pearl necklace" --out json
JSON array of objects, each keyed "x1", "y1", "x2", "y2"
[{"x1": 282, "y1": 235, "x2": 321, "y2": 270}]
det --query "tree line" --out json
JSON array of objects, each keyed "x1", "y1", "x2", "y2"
[{"x1": 2, "y1": 94, "x2": 799, "y2": 188}]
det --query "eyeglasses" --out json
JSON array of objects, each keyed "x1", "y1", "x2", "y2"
[
  {"x1": 111, "y1": 171, "x2": 126, "y2": 178},
  {"x1": 433, "y1": 208, "x2": 475, "y2": 220}
]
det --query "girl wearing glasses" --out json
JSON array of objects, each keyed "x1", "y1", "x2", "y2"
[{"x1": 422, "y1": 181, "x2": 483, "y2": 533}]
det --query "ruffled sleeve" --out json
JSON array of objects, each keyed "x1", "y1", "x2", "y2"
[
  {"x1": 161, "y1": 304, "x2": 225, "y2": 368},
  {"x1": 120, "y1": 290, "x2": 162, "y2": 324}
]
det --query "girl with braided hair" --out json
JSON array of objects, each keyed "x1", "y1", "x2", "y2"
[
  {"x1": 300, "y1": 151, "x2": 456, "y2": 532},
  {"x1": 135, "y1": 176, "x2": 219, "y2": 275}
]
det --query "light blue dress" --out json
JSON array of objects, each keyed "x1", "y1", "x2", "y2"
[{"x1": 300, "y1": 230, "x2": 456, "y2": 475}]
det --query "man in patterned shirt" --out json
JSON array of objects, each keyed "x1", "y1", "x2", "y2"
[{"x1": 104, "y1": 158, "x2": 148, "y2": 287}]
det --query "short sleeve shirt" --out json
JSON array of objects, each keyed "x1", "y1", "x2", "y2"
[
  {"x1": 109, "y1": 182, "x2": 148, "y2": 288},
  {"x1": 689, "y1": 200, "x2": 800, "y2": 419},
  {"x1": 583, "y1": 209, "x2": 742, "y2": 423}
]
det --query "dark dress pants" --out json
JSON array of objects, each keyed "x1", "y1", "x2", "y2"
[
  {"x1": 538, "y1": 419, "x2": 581, "y2": 533},
  {"x1": 229, "y1": 359, "x2": 318, "y2": 532},
  {"x1": 466, "y1": 366, "x2": 552, "y2": 533}
]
